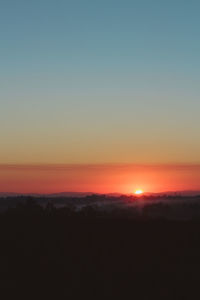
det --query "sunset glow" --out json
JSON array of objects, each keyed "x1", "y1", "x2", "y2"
[
  {"x1": 1, "y1": 164, "x2": 200, "y2": 194},
  {"x1": 134, "y1": 189, "x2": 144, "y2": 195}
]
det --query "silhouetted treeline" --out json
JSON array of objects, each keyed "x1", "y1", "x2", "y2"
[
  {"x1": 1, "y1": 197, "x2": 200, "y2": 298},
  {"x1": 2, "y1": 195, "x2": 200, "y2": 220}
]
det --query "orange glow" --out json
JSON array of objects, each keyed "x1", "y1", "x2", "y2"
[
  {"x1": 134, "y1": 189, "x2": 143, "y2": 195},
  {"x1": 0, "y1": 164, "x2": 200, "y2": 194}
]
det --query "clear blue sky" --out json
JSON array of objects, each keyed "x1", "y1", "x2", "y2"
[{"x1": 1, "y1": 0, "x2": 200, "y2": 164}]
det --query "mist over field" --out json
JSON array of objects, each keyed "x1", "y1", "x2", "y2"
[{"x1": 1, "y1": 193, "x2": 200, "y2": 220}]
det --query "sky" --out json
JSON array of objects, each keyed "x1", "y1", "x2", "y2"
[
  {"x1": 1, "y1": 0, "x2": 200, "y2": 193},
  {"x1": 1, "y1": 164, "x2": 200, "y2": 194}
]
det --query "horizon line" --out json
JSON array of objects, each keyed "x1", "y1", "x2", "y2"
[{"x1": 1, "y1": 190, "x2": 200, "y2": 195}]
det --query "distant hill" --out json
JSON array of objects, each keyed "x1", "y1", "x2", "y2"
[
  {"x1": 43, "y1": 192, "x2": 95, "y2": 198},
  {"x1": 144, "y1": 191, "x2": 200, "y2": 197},
  {"x1": 0, "y1": 192, "x2": 95, "y2": 198},
  {"x1": 0, "y1": 190, "x2": 200, "y2": 198}
]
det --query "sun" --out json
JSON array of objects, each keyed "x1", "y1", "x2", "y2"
[{"x1": 134, "y1": 189, "x2": 143, "y2": 195}]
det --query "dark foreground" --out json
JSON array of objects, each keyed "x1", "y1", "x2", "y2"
[{"x1": 1, "y1": 208, "x2": 200, "y2": 299}]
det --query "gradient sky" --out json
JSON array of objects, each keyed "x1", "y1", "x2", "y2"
[{"x1": 1, "y1": 1, "x2": 200, "y2": 192}]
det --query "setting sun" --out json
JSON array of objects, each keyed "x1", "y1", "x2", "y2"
[{"x1": 134, "y1": 189, "x2": 144, "y2": 195}]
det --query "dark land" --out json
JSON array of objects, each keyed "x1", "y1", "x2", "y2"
[{"x1": 1, "y1": 194, "x2": 200, "y2": 299}]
